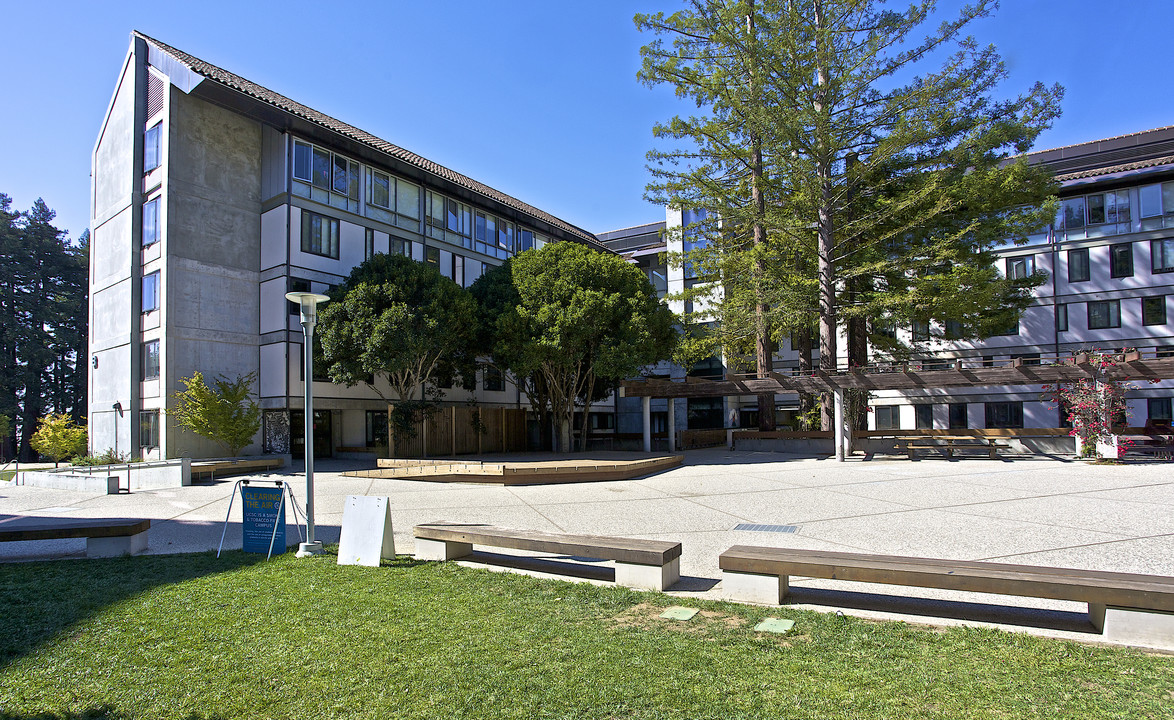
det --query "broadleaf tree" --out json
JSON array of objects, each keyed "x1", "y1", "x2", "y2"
[
  {"x1": 480, "y1": 242, "x2": 677, "y2": 452},
  {"x1": 170, "y1": 371, "x2": 262, "y2": 457},
  {"x1": 637, "y1": 0, "x2": 1062, "y2": 430},
  {"x1": 29, "y1": 412, "x2": 87, "y2": 467},
  {"x1": 317, "y1": 253, "x2": 478, "y2": 438}
]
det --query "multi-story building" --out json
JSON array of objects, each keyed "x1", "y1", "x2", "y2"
[
  {"x1": 89, "y1": 32, "x2": 603, "y2": 460},
  {"x1": 605, "y1": 127, "x2": 1174, "y2": 433}
]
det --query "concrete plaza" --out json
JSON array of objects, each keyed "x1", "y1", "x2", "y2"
[{"x1": 3, "y1": 450, "x2": 1173, "y2": 646}]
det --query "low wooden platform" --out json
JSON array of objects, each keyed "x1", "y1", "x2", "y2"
[
  {"x1": 191, "y1": 458, "x2": 285, "y2": 481},
  {"x1": 0, "y1": 516, "x2": 151, "y2": 558},
  {"x1": 414, "y1": 522, "x2": 681, "y2": 591},
  {"x1": 346, "y1": 454, "x2": 683, "y2": 485}
]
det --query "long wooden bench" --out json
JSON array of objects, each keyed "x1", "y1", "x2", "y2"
[
  {"x1": 719, "y1": 545, "x2": 1174, "y2": 649},
  {"x1": 898, "y1": 437, "x2": 1007, "y2": 460},
  {"x1": 0, "y1": 517, "x2": 151, "y2": 558},
  {"x1": 414, "y1": 523, "x2": 681, "y2": 591}
]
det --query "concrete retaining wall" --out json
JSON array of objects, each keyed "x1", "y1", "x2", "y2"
[{"x1": 16, "y1": 458, "x2": 192, "y2": 492}]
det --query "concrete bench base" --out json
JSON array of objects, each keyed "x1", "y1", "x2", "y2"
[
  {"x1": 722, "y1": 569, "x2": 788, "y2": 605},
  {"x1": 413, "y1": 537, "x2": 473, "y2": 562},
  {"x1": 1090, "y1": 604, "x2": 1174, "y2": 651},
  {"x1": 615, "y1": 557, "x2": 680, "y2": 592},
  {"x1": 87, "y1": 530, "x2": 150, "y2": 558}
]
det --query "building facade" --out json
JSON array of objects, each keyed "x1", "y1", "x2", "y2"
[
  {"x1": 604, "y1": 127, "x2": 1174, "y2": 433},
  {"x1": 89, "y1": 32, "x2": 603, "y2": 460}
]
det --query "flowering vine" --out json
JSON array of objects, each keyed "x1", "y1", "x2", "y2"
[{"x1": 1041, "y1": 349, "x2": 1137, "y2": 458}]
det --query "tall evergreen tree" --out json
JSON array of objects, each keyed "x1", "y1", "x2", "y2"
[{"x1": 637, "y1": 0, "x2": 1062, "y2": 429}]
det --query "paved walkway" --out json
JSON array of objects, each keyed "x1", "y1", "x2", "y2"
[{"x1": 3, "y1": 450, "x2": 1172, "y2": 645}]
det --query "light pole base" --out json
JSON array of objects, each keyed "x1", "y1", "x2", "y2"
[{"x1": 295, "y1": 541, "x2": 324, "y2": 557}]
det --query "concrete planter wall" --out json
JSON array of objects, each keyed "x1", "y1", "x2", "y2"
[{"x1": 16, "y1": 458, "x2": 192, "y2": 493}]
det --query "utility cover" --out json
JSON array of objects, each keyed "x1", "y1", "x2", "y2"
[
  {"x1": 659, "y1": 606, "x2": 699, "y2": 621},
  {"x1": 754, "y1": 617, "x2": 795, "y2": 634}
]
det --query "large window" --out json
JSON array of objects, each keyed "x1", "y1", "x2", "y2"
[
  {"x1": 948, "y1": 403, "x2": 968, "y2": 430},
  {"x1": 984, "y1": 401, "x2": 1023, "y2": 429},
  {"x1": 1067, "y1": 248, "x2": 1090, "y2": 282},
  {"x1": 293, "y1": 140, "x2": 332, "y2": 190},
  {"x1": 1087, "y1": 300, "x2": 1121, "y2": 330},
  {"x1": 911, "y1": 320, "x2": 930, "y2": 342},
  {"x1": 1143, "y1": 296, "x2": 1168, "y2": 326},
  {"x1": 1150, "y1": 398, "x2": 1173, "y2": 424},
  {"x1": 1109, "y1": 243, "x2": 1134, "y2": 278},
  {"x1": 142, "y1": 272, "x2": 159, "y2": 312},
  {"x1": 301, "y1": 211, "x2": 340, "y2": 259},
  {"x1": 1154, "y1": 239, "x2": 1174, "y2": 273},
  {"x1": 366, "y1": 411, "x2": 388, "y2": 449},
  {"x1": 332, "y1": 154, "x2": 359, "y2": 200},
  {"x1": 142, "y1": 197, "x2": 159, "y2": 248},
  {"x1": 144, "y1": 123, "x2": 161, "y2": 173},
  {"x1": 875, "y1": 406, "x2": 900, "y2": 430},
  {"x1": 141, "y1": 340, "x2": 160, "y2": 381},
  {"x1": 914, "y1": 404, "x2": 933, "y2": 430},
  {"x1": 139, "y1": 410, "x2": 159, "y2": 450},
  {"x1": 366, "y1": 167, "x2": 420, "y2": 227}
]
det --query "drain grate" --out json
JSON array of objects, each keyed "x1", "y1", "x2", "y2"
[{"x1": 734, "y1": 523, "x2": 799, "y2": 534}]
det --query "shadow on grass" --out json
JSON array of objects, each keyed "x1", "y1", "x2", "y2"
[
  {"x1": 0, "y1": 550, "x2": 267, "y2": 672},
  {"x1": 0, "y1": 707, "x2": 227, "y2": 720},
  {"x1": 785, "y1": 585, "x2": 1097, "y2": 634}
]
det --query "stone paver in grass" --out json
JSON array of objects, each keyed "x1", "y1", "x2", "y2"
[
  {"x1": 659, "y1": 606, "x2": 699, "y2": 621},
  {"x1": 754, "y1": 617, "x2": 796, "y2": 634}
]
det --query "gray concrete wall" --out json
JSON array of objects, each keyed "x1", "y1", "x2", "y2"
[
  {"x1": 163, "y1": 89, "x2": 264, "y2": 458},
  {"x1": 89, "y1": 52, "x2": 139, "y2": 456}
]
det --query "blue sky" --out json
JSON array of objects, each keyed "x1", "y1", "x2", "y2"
[{"x1": 1, "y1": 1, "x2": 1171, "y2": 243}]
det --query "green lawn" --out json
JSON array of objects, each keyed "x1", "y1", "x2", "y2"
[{"x1": 1, "y1": 551, "x2": 1171, "y2": 719}]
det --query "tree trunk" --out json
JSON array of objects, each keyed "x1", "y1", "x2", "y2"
[
  {"x1": 814, "y1": 0, "x2": 837, "y2": 432},
  {"x1": 747, "y1": 3, "x2": 776, "y2": 432},
  {"x1": 797, "y1": 326, "x2": 816, "y2": 429}
]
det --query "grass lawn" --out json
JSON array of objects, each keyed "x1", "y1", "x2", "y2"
[{"x1": 1, "y1": 551, "x2": 1172, "y2": 719}]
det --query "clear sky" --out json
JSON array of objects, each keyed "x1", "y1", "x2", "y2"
[{"x1": 2, "y1": 0, "x2": 1171, "y2": 244}]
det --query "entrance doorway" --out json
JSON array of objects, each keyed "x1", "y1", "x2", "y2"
[{"x1": 290, "y1": 410, "x2": 332, "y2": 460}]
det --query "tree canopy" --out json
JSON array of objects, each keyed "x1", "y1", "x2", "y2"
[
  {"x1": 476, "y1": 243, "x2": 677, "y2": 452},
  {"x1": 317, "y1": 253, "x2": 479, "y2": 424},
  {"x1": 637, "y1": 0, "x2": 1062, "y2": 429},
  {"x1": 170, "y1": 371, "x2": 262, "y2": 457},
  {"x1": 29, "y1": 412, "x2": 87, "y2": 467}
]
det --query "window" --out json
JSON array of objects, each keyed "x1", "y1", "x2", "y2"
[
  {"x1": 1140, "y1": 182, "x2": 1174, "y2": 218},
  {"x1": 1150, "y1": 398, "x2": 1173, "y2": 424},
  {"x1": 948, "y1": 403, "x2": 968, "y2": 430},
  {"x1": 139, "y1": 410, "x2": 159, "y2": 450},
  {"x1": 1059, "y1": 198, "x2": 1085, "y2": 230},
  {"x1": 914, "y1": 404, "x2": 933, "y2": 430},
  {"x1": 141, "y1": 272, "x2": 159, "y2": 312},
  {"x1": 1088, "y1": 300, "x2": 1121, "y2": 329},
  {"x1": 425, "y1": 247, "x2": 440, "y2": 267},
  {"x1": 911, "y1": 320, "x2": 929, "y2": 342},
  {"x1": 985, "y1": 401, "x2": 1023, "y2": 429},
  {"x1": 993, "y1": 319, "x2": 1019, "y2": 336},
  {"x1": 364, "y1": 228, "x2": 374, "y2": 261},
  {"x1": 483, "y1": 366, "x2": 504, "y2": 392},
  {"x1": 1006, "y1": 256, "x2": 1031, "y2": 280},
  {"x1": 875, "y1": 320, "x2": 897, "y2": 340},
  {"x1": 366, "y1": 411, "x2": 388, "y2": 448},
  {"x1": 332, "y1": 154, "x2": 359, "y2": 200},
  {"x1": 301, "y1": 211, "x2": 340, "y2": 259},
  {"x1": 1154, "y1": 239, "x2": 1174, "y2": 273},
  {"x1": 1012, "y1": 353, "x2": 1041, "y2": 366},
  {"x1": 517, "y1": 228, "x2": 535, "y2": 253},
  {"x1": 945, "y1": 320, "x2": 964, "y2": 339},
  {"x1": 293, "y1": 140, "x2": 312, "y2": 182},
  {"x1": 142, "y1": 197, "x2": 159, "y2": 247},
  {"x1": 370, "y1": 169, "x2": 392, "y2": 209},
  {"x1": 588, "y1": 412, "x2": 615, "y2": 431},
  {"x1": 144, "y1": 123, "x2": 161, "y2": 173},
  {"x1": 311, "y1": 146, "x2": 331, "y2": 189},
  {"x1": 982, "y1": 355, "x2": 995, "y2": 368},
  {"x1": 1143, "y1": 296, "x2": 1167, "y2": 326},
  {"x1": 875, "y1": 406, "x2": 900, "y2": 430},
  {"x1": 1109, "y1": 243, "x2": 1134, "y2": 278},
  {"x1": 1067, "y1": 248, "x2": 1090, "y2": 282},
  {"x1": 141, "y1": 340, "x2": 160, "y2": 381},
  {"x1": 686, "y1": 397, "x2": 723, "y2": 429},
  {"x1": 1057, "y1": 303, "x2": 1068, "y2": 332}
]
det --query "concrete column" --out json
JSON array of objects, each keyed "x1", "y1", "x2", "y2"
[
  {"x1": 642, "y1": 396, "x2": 652, "y2": 452},
  {"x1": 667, "y1": 398, "x2": 677, "y2": 453},
  {"x1": 834, "y1": 388, "x2": 845, "y2": 462}
]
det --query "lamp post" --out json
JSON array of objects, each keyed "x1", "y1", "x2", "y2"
[{"x1": 286, "y1": 291, "x2": 330, "y2": 557}]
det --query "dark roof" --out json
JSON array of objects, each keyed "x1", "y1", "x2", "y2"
[
  {"x1": 1026, "y1": 125, "x2": 1174, "y2": 178},
  {"x1": 134, "y1": 31, "x2": 604, "y2": 251}
]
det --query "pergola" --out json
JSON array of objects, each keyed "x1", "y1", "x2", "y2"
[{"x1": 621, "y1": 349, "x2": 1174, "y2": 461}]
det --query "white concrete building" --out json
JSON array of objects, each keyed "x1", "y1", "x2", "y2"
[{"x1": 89, "y1": 32, "x2": 604, "y2": 460}]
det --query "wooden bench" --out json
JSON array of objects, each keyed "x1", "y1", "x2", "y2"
[
  {"x1": 0, "y1": 517, "x2": 151, "y2": 558},
  {"x1": 414, "y1": 523, "x2": 681, "y2": 591},
  {"x1": 719, "y1": 545, "x2": 1174, "y2": 649},
  {"x1": 898, "y1": 436, "x2": 1006, "y2": 460}
]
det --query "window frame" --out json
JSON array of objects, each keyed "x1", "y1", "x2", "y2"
[
  {"x1": 914, "y1": 404, "x2": 933, "y2": 430},
  {"x1": 948, "y1": 403, "x2": 968, "y2": 430},
  {"x1": 1143, "y1": 296, "x2": 1167, "y2": 326},
  {"x1": 1087, "y1": 299, "x2": 1121, "y2": 330},
  {"x1": 984, "y1": 401, "x2": 1024, "y2": 429},
  {"x1": 139, "y1": 410, "x2": 160, "y2": 451},
  {"x1": 1067, "y1": 248, "x2": 1090, "y2": 283},
  {"x1": 141, "y1": 340, "x2": 160, "y2": 381},
  {"x1": 141, "y1": 271, "x2": 160, "y2": 313},
  {"x1": 300, "y1": 210, "x2": 340, "y2": 260},
  {"x1": 1005, "y1": 256, "x2": 1031, "y2": 280},
  {"x1": 874, "y1": 405, "x2": 900, "y2": 430},
  {"x1": 1154, "y1": 239, "x2": 1174, "y2": 273},
  {"x1": 144, "y1": 123, "x2": 162, "y2": 173},
  {"x1": 1109, "y1": 242, "x2": 1134, "y2": 279},
  {"x1": 142, "y1": 196, "x2": 160, "y2": 248},
  {"x1": 1149, "y1": 397, "x2": 1173, "y2": 424},
  {"x1": 483, "y1": 365, "x2": 505, "y2": 392},
  {"x1": 1056, "y1": 303, "x2": 1068, "y2": 332}
]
